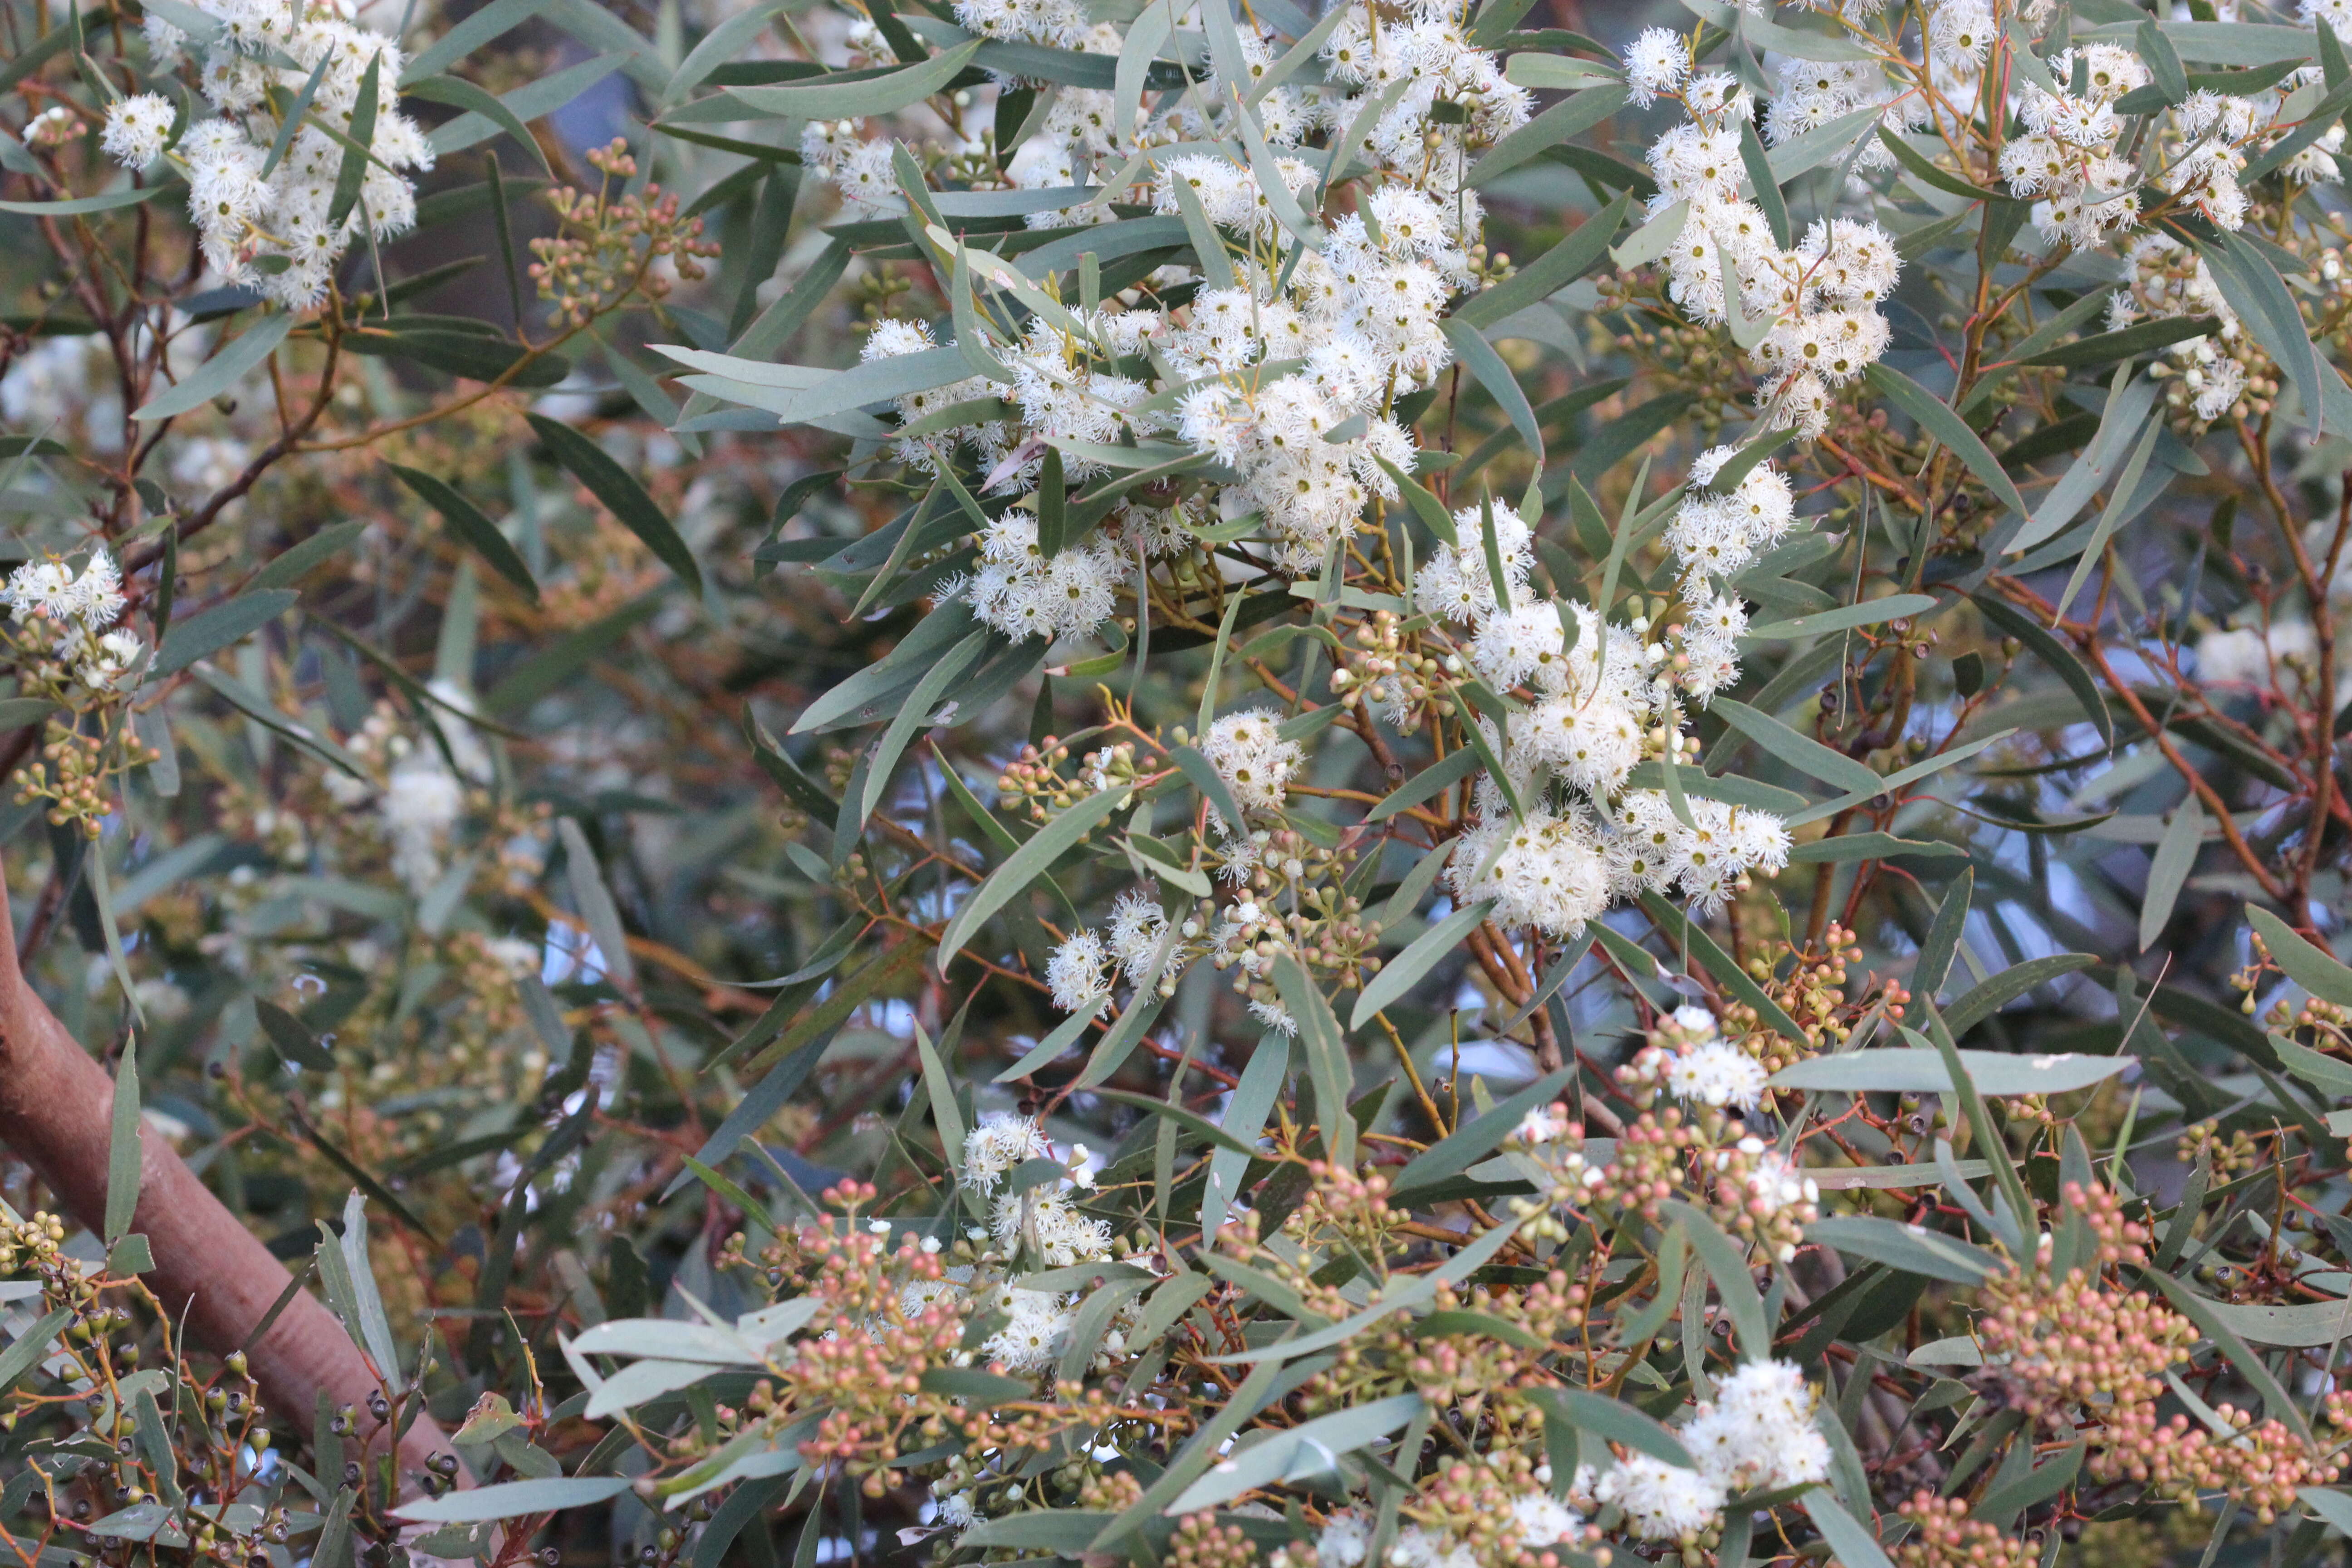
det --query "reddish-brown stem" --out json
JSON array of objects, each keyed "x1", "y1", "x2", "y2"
[{"x1": 0, "y1": 848, "x2": 452, "y2": 1494}]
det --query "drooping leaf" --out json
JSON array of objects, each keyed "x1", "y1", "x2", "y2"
[
  {"x1": 388, "y1": 464, "x2": 540, "y2": 600},
  {"x1": 2248, "y1": 906, "x2": 2352, "y2": 1008},
  {"x1": 1350, "y1": 899, "x2": 1495, "y2": 1028},
  {"x1": 1805, "y1": 1216, "x2": 1998, "y2": 1283},
  {"x1": 103, "y1": 1045, "x2": 142, "y2": 1244},
  {"x1": 1863, "y1": 364, "x2": 2026, "y2": 517},
  {"x1": 426, "y1": 53, "x2": 628, "y2": 154},
  {"x1": 1712, "y1": 699, "x2": 1880, "y2": 796},
  {"x1": 135, "y1": 313, "x2": 295, "y2": 421},
  {"x1": 392, "y1": 1477, "x2": 634, "y2": 1523},
  {"x1": 937, "y1": 789, "x2": 1123, "y2": 971},
  {"x1": 524, "y1": 413, "x2": 703, "y2": 593},
  {"x1": 1525, "y1": 1387, "x2": 1692, "y2": 1469},
  {"x1": 149, "y1": 590, "x2": 299, "y2": 680}
]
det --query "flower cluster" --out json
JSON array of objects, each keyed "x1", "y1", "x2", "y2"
[
  {"x1": 1621, "y1": 1004, "x2": 1771, "y2": 1113},
  {"x1": 1896, "y1": 1494, "x2": 2040, "y2": 1568},
  {"x1": 959, "y1": 1112, "x2": 1112, "y2": 1296},
  {"x1": 113, "y1": 0, "x2": 435, "y2": 309},
  {"x1": 1630, "y1": 31, "x2": 1902, "y2": 439},
  {"x1": 1422, "y1": 502, "x2": 1792, "y2": 931},
  {"x1": 1590, "y1": 1360, "x2": 1828, "y2": 1544},
  {"x1": 1, "y1": 549, "x2": 138, "y2": 695}
]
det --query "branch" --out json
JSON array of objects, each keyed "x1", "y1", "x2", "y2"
[{"x1": 0, "y1": 848, "x2": 451, "y2": 1494}]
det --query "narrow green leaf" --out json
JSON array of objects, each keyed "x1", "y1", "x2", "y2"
[
  {"x1": 912, "y1": 1018, "x2": 966, "y2": 1172},
  {"x1": 717, "y1": 38, "x2": 981, "y2": 118},
  {"x1": 1442, "y1": 318, "x2": 1541, "y2": 463},
  {"x1": 2018, "y1": 313, "x2": 2220, "y2": 368},
  {"x1": 1912, "y1": 867, "x2": 1973, "y2": 1001},
  {"x1": 1390, "y1": 1067, "x2": 1571, "y2": 1197},
  {"x1": 525, "y1": 412, "x2": 703, "y2": 593},
  {"x1": 1662, "y1": 1200, "x2": 1767, "y2": 1357},
  {"x1": 1167, "y1": 170, "x2": 1238, "y2": 291},
  {"x1": 1524, "y1": 1387, "x2": 1692, "y2": 1468},
  {"x1": 1801, "y1": 1491, "x2": 1893, "y2": 1568},
  {"x1": 1864, "y1": 362, "x2": 2027, "y2": 514},
  {"x1": 135, "y1": 313, "x2": 295, "y2": 421},
  {"x1": 1639, "y1": 891, "x2": 1810, "y2": 1044},
  {"x1": 557, "y1": 817, "x2": 637, "y2": 990},
  {"x1": 104, "y1": 1046, "x2": 142, "y2": 1243},
  {"x1": 937, "y1": 788, "x2": 1123, "y2": 972},
  {"x1": 150, "y1": 594, "x2": 303, "y2": 681},
  {"x1": 402, "y1": 75, "x2": 552, "y2": 175},
  {"x1": 1875, "y1": 126, "x2": 2003, "y2": 201},
  {"x1": 1368, "y1": 746, "x2": 1481, "y2": 823},
  {"x1": 1737, "y1": 116, "x2": 1789, "y2": 250},
  {"x1": 1712, "y1": 698, "x2": 1880, "y2": 796},
  {"x1": 1373, "y1": 456, "x2": 1457, "y2": 546},
  {"x1": 427, "y1": 53, "x2": 628, "y2": 154},
  {"x1": 1351, "y1": 898, "x2": 1495, "y2": 1028},
  {"x1": 1164, "y1": 1394, "x2": 1424, "y2": 1514},
  {"x1": 858, "y1": 630, "x2": 989, "y2": 828},
  {"x1": 255, "y1": 999, "x2": 336, "y2": 1071},
  {"x1": 1273, "y1": 953, "x2": 1354, "y2": 1170},
  {"x1": 1944, "y1": 953, "x2": 2097, "y2": 1036},
  {"x1": 2142, "y1": 1269, "x2": 2310, "y2": 1437},
  {"x1": 1744, "y1": 590, "x2": 1940, "y2": 642},
  {"x1": 2141, "y1": 795, "x2": 2204, "y2": 951},
  {"x1": 1170, "y1": 744, "x2": 1245, "y2": 833},
  {"x1": 2248, "y1": 906, "x2": 2352, "y2": 1007},
  {"x1": 393, "y1": 1478, "x2": 633, "y2": 1523},
  {"x1": 1453, "y1": 190, "x2": 1631, "y2": 329},
  {"x1": 0, "y1": 185, "x2": 172, "y2": 216},
  {"x1": 326, "y1": 53, "x2": 381, "y2": 233},
  {"x1": 1467, "y1": 82, "x2": 1628, "y2": 187},
  {"x1": 389, "y1": 463, "x2": 540, "y2": 600},
  {"x1": 0, "y1": 1307, "x2": 72, "y2": 1397},
  {"x1": 1805, "y1": 1216, "x2": 1996, "y2": 1283},
  {"x1": 1970, "y1": 593, "x2": 2112, "y2": 750},
  {"x1": 2138, "y1": 17, "x2": 2189, "y2": 100}
]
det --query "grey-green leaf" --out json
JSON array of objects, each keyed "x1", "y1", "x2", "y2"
[
  {"x1": 389, "y1": 463, "x2": 540, "y2": 600},
  {"x1": 716, "y1": 39, "x2": 981, "y2": 118},
  {"x1": 525, "y1": 412, "x2": 702, "y2": 593},
  {"x1": 150, "y1": 590, "x2": 299, "y2": 680},
  {"x1": 937, "y1": 788, "x2": 1124, "y2": 972},
  {"x1": 1351, "y1": 898, "x2": 1494, "y2": 1028},
  {"x1": 1800, "y1": 1491, "x2": 1893, "y2": 1568},
  {"x1": 1526, "y1": 1387, "x2": 1692, "y2": 1469},
  {"x1": 2140, "y1": 795, "x2": 2203, "y2": 951},
  {"x1": 2248, "y1": 905, "x2": 2352, "y2": 1008},
  {"x1": 1944, "y1": 953, "x2": 2098, "y2": 1035},
  {"x1": 1863, "y1": 363, "x2": 2026, "y2": 517},
  {"x1": 135, "y1": 313, "x2": 294, "y2": 421},
  {"x1": 392, "y1": 1477, "x2": 634, "y2": 1523},
  {"x1": 1712, "y1": 698, "x2": 1880, "y2": 796},
  {"x1": 1806, "y1": 1215, "x2": 1997, "y2": 1283},
  {"x1": 558, "y1": 817, "x2": 637, "y2": 990},
  {"x1": 1162, "y1": 1393, "x2": 1424, "y2": 1513},
  {"x1": 1768, "y1": 1047, "x2": 2128, "y2": 1096},
  {"x1": 104, "y1": 1046, "x2": 142, "y2": 1243}
]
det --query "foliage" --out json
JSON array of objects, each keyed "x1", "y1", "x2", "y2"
[{"x1": 20, "y1": 1, "x2": 2352, "y2": 1568}]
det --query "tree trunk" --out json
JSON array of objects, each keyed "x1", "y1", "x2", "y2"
[{"x1": 0, "y1": 851, "x2": 451, "y2": 1494}]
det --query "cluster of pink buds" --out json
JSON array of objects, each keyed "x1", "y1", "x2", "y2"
[
  {"x1": 530, "y1": 140, "x2": 719, "y2": 328},
  {"x1": 1706, "y1": 1134, "x2": 1818, "y2": 1264},
  {"x1": 2134, "y1": 1406, "x2": 2345, "y2": 1522},
  {"x1": 1895, "y1": 1493, "x2": 2040, "y2": 1568},
  {"x1": 1979, "y1": 1187, "x2": 2195, "y2": 1426}
]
